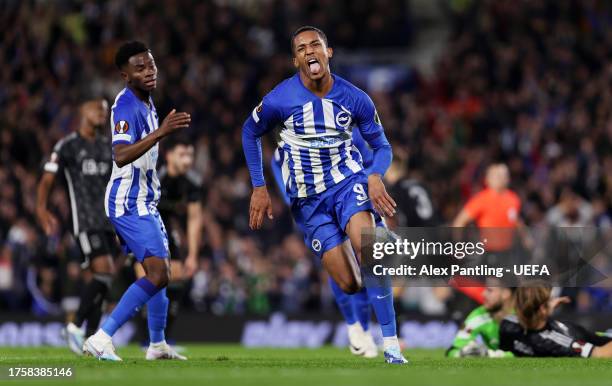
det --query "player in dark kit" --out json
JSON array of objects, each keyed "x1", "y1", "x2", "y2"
[
  {"x1": 135, "y1": 137, "x2": 202, "y2": 344},
  {"x1": 500, "y1": 286, "x2": 612, "y2": 358},
  {"x1": 384, "y1": 157, "x2": 439, "y2": 228},
  {"x1": 36, "y1": 98, "x2": 117, "y2": 356}
]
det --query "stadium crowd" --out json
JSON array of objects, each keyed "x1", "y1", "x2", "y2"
[{"x1": 0, "y1": 0, "x2": 610, "y2": 317}]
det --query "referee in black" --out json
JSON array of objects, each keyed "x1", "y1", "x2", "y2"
[{"x1": 36, "y1": 98, "x2": 119, "y2": 355}]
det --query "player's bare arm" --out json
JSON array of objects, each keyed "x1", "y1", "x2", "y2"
[
  {"x1": 452, "y1": 209, "x2": 473, "y2": 227},
  {"x1": 184, "y1": 201, "x2": 203, "y2": 276},
  {"x1": 249, "y1": 185, "x2": 273, "y2": 230},
  {"x1": 35, "y1": 172, "x2": 59, "y2": 236},
  {"x1": 113, "y1": 109, "x2": 191, "y2": 167}
]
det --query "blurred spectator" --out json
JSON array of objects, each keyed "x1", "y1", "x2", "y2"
[{"x1": 0, "y1": 0, "x2": 610, "y2": 315}]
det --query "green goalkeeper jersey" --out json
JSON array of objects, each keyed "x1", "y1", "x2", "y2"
[{"x1": 446, "y1": 305, "x2": 514, "y2": 358}]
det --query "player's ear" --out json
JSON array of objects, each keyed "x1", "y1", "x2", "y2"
[
  {"x1": 293, "y1": 56, "x2": 299, "y2": 69},
  {"x1": 120, "y1": 70, "x2": 129, "y2": 83},
  {"x1": 327, "y1": 47, "x2": 333, "y2": 59}
]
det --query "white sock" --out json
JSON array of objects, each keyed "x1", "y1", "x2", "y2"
[
  {"x1": 67, "y1": 322, "x2": 81, "y2": 331},
  {"x1": 383, "y1": 336, "x2": 399, "y2": 351},
  {"x1": 92, "y1": 329, "x2": 112, "y2": 343},
  {"x1": 347, "y1": 322, "x2": 364, "y2": 334},
  {"x1": 150, "y1": 340, "x2": 167, "y2": 347}
]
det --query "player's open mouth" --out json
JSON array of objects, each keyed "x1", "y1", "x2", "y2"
[{"x1": 307, "y1": 58, "x2": 321, "y2": 75}]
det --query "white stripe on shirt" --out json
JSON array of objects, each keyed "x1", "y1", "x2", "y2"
[
  {"x1": 114, "y1": 170, "x2": 132, "y2": 217},
  {"x1": 328, "y1": 146, "x2": 346, "y2": 184},
  {"x1": 322, "y1": 99, "x2": 339, "y2": 135},
  {"x1": 302, "y1": 101, "x2": 316, "y2": 136},
  {"x1": 344, "y1": 143, "x2": 362, "y2": 173},
  {"x1": 289, "y1": 145, "x2": 307, "y2": 197},
  {"x1": 136, "y1": 169, "x2": 150, "y2": 215},
  {"x1": 308, "y1": 147, "x2": 326, "y2": 193}
]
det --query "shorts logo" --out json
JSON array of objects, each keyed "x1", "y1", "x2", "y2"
[
  {"x1": 312, "y1": 239, "x2": 322, "y2": 252},
  {"x1": 115, "y1": 120, "x2": 128, "y2": 134}
]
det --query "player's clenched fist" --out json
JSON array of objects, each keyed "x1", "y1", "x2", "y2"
[
  {"x1": 159, "y1": 109, "x2": 191, "y2": 136},
  {"x1": 368, "y1": 174, "x2": 396, "y2": 217},
  {"x1": 249, "y1": 186, "x2": 274, "y2": 230}
]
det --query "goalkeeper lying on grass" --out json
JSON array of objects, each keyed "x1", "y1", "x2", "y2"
[
  {"x1": 446, "y1": 286, "x2": 516, "y2": 358},
  {"x1": 500, "y1": 285, "x2": 612, "y2": 358}
]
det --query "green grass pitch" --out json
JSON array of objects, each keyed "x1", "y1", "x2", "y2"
[{"x1": 0, "y1": 345, "x2": 610, "y2": 386}]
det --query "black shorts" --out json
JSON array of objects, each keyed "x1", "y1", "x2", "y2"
[
  {"x1": 76, "y1": 230, "x2": 121, "y2": 269},
  {"x1": 167, "y1": 226, "x2": 182, "y2": 261}
]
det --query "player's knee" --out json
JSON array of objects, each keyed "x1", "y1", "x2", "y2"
[
  {"x1": 338, "y1": 275, "x2": 361, "y2": 294},
  {"x1": 146, "y1": 267, "x2": 170, "y2": 289},
  {"x1": 90, "y1": 256, "x2": 115, "y2": 275}
]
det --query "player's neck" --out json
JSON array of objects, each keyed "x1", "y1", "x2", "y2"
[
  {"x1": 488, "y1": 186, "x2": 505, "y2": 194},
  {"x1": 78, "y1": 124, "x2": 96, "y2": 140},
  {"x1": 300, "y1": 71, "x2": 333, "y2": 98},
  {"x1": 167, "y1": 163, "x2": 179, "y2": 177},
  {"x1": 129, "y1": 85, "x2": 151, "y2": 106},
  {"x1": 533, "y1": 319, "x2": 547, "y2": 330},
  {"x1": 493, "y1": 304, "x2": 512, "y2": 322}
]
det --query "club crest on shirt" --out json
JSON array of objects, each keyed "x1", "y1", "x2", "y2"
[
  {"x1": 115, "y1": 120, "x2": 129, "y2": 134},
  {"x1": 335, "y1": 105, "x2": 352, "y2": 128}
]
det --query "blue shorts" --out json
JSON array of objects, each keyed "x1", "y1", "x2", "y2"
[
  {"x1": 290, "y1": 172, "x2": 384, "y2": 258},
  {"x1": 109, "y1": 209, "x2": 169, "y2": 261}
]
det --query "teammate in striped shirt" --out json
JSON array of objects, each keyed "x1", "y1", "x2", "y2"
[
  {"x1": 242, "y1": 26, "x2": 407, "y2": 364},
  {"x1": 83, "y1": 41, "x2": 190, "y2": 361}
]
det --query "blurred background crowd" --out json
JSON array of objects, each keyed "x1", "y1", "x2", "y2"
[{"x1": 1, "y1": 0, "x2": 611, "y2": 318}]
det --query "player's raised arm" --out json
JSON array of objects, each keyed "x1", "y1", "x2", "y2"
[
  {"x1": 242, "y1": 98, "x2": 281, "y2": 229},
  {"x1": 113, "y1": 109, "x2": 190, "y2": 167},
  {"x1": 354, "y1": 92, "x2": 396, "y2": 217}
]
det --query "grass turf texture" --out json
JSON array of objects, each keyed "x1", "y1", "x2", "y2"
[{"x1": 0, "y1": 345, "x2": 609, "y2": 386}]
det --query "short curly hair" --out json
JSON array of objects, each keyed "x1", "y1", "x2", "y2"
[{"x1": 114, "y1": 41, "x2": 150, "y2": 69}]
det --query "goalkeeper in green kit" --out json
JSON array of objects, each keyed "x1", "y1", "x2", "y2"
[{"x1": 446, "y1": 286, "x2": 515, "y2": 358}]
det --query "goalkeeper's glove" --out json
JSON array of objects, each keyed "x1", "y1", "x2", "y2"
[{"x1": 459, "y1": 341, "x2": 488, "y2": 357}]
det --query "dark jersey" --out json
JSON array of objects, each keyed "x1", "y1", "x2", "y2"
[
  {"x1": 44, "y1": 132, "x2": 113, "y2": 234},
  {"x1": 389, "y1": 179, "x2": 440, "y2": 227},
  {"x1": 499, "y1": 314, "x2": 611, "y2": 358},
  {"x1": 157, "y1": 166, "x2": 202, "y2": 231}
]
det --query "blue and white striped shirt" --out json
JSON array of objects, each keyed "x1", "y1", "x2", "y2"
[
  {"x1": 243, "y1": 73, "x2": 390, "y2": 199},
  {"x1": 104, "y1": 87, "x2": 161, "y2": 218}
]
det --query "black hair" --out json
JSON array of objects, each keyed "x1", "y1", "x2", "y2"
[
  {"x1": 290, "y1": 25, "x2": 328, "y2": 53},
  {"x1": 115, "y1": 41, "x2": 150, "y2": 69},
  {"x1": 164, "y1": 135, "x2": 193, "y2": 152}
]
